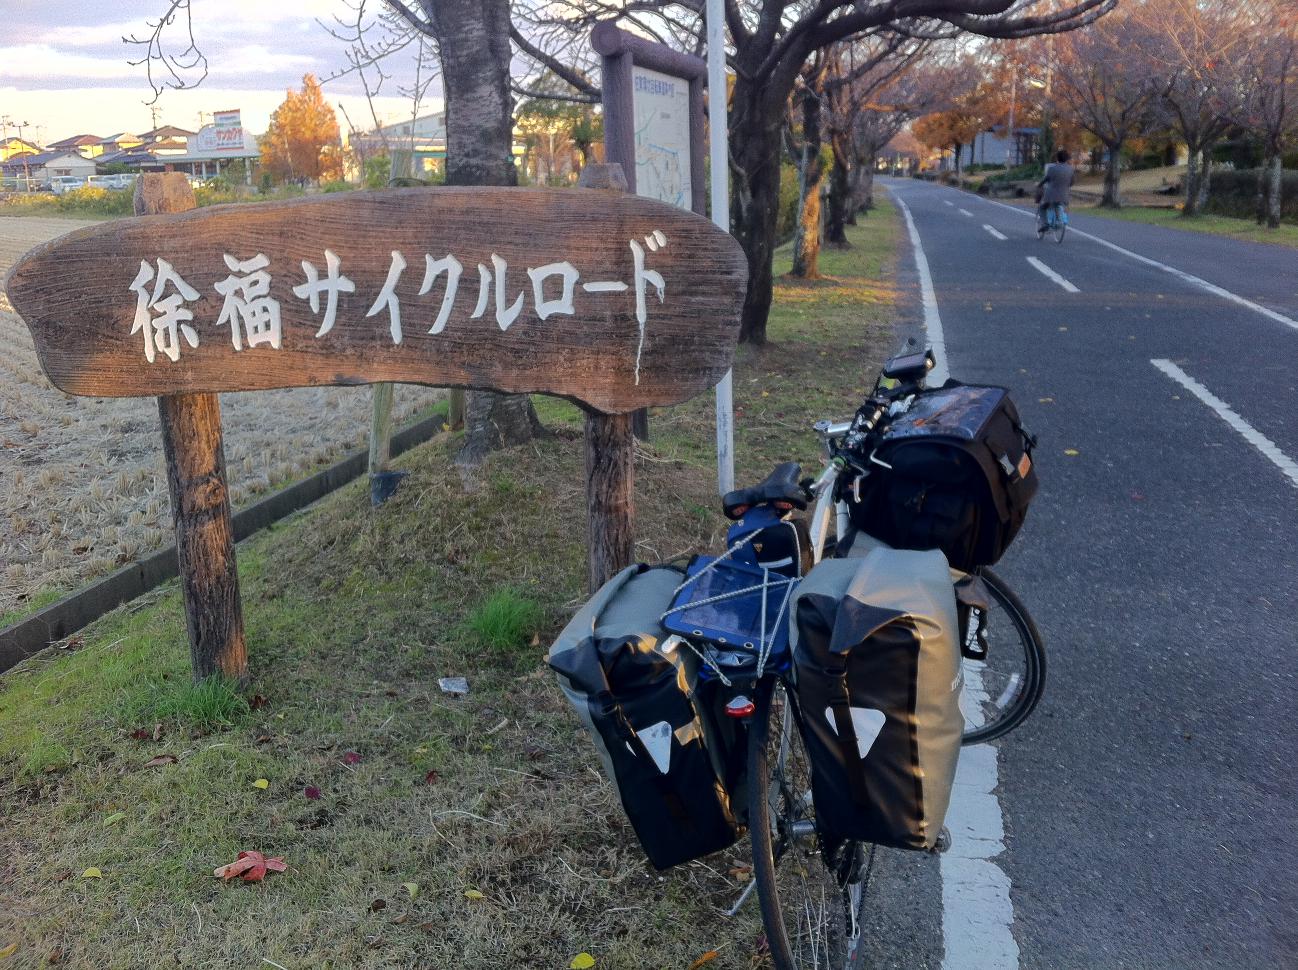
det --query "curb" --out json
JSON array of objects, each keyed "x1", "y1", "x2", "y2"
[{"x1": 0, "y1": 414, "x2": 444, "y2": 675}]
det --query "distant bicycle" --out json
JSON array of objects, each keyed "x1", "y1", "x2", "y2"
[{"x1": 1037, "y1": 202, "x2": 1067, "y2": 243}]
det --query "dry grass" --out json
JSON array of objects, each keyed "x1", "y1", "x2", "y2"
[
  {"x1": 0, "y1": 217, "x2": 444, "y2": 622},
  {"x1": 0, "y1": 204, "x2": 902, "y2": 969}
]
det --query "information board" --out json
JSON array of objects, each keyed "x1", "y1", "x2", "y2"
[{"x1": 631, "y1": 66, "x2": 693, "y2": 210}]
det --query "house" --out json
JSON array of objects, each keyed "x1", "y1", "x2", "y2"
[
  {"x1": 0, "y1": 150, "x2": 97, "y2": 187},
  {"x1": 47, "y1": 134, "x2": 104, "y2": 158},
  {"x1": 138, "y1": 125, "x2": 195, "y2": 147},
  {"x1": 0, "y1": 137, "x2": 41, "y2": 163},
  {"x1": 96, "y1": 132, "x2": 144, "y2": 155}
]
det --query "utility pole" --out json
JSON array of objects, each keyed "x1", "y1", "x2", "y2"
[{"x1": 16, "y1": 121, "x2": 31, "y2": 190}]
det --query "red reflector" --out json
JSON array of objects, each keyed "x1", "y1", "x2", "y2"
[{"x1": 725, "y1": 696, "x2": 755, "y2": 718}]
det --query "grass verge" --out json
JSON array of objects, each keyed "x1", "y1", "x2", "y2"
[
  {"x1": 1075, "y1": 203, "x2": 1298, "y2": 249},
  {"x1": 0, "y1": 202, "x2": 901, "y2": 969}
]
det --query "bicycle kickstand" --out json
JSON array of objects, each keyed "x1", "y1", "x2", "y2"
[{"x1": 724, "y1": 877, "x2": 759, "y2": 917}]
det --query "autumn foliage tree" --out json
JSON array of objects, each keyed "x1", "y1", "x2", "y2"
[{"x1": 261, "y1": 74, "x2": 344, "y2": 184}]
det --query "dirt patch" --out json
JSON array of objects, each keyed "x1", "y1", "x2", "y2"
[{"x1": 0, "y1": 217, "x2": 443, "y2": 618}]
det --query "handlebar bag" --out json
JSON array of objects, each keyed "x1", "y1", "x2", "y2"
[
  {"x1": 846, "y1": 382, "x2": 1037, "y2": 572},
  {"x1": 791, "y1": 551, "x2": 963, "y2": 851},
  {"x1": 548, "y1": 564, "x2": 741, "y2": 870}
]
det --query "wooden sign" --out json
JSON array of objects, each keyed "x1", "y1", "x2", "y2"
[{"x1": 6, "y1": 186, "x2": 746, "y2": 415}]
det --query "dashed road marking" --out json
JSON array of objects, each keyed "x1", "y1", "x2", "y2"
[
  {"x1": 1152, "y1": 359, "x2": 1298, "y2": 488},
  {"x1": 983, "y1": 225, "x2": 1008, "y2": 241},
  {"x1": 944, "y1": 200, "x2": 954, "y2": 206},
  {"x1": 1026, "y1": 257, "x2": 1079, "y2": 293},
  {"x1": 958, "y1": 208, "x2": 974, "y2": 217},
  {"x1": 983, "y1": 196, "x2": 1298, "y2": 331}
]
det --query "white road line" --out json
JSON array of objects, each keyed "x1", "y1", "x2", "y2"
[
  {"x1": 982, "y1": 196, "x2": 1298, "y2": 331},
  {"x1": 983, "y1": 225, "x2": 1008, "y2": 241},
  {"x1": 944, "y1": 200, "x2": 955, "y2": 206},
  {"x1": 1151, "y1": 359, "x2": 1298, "y2": 488},
  {"x1": 958, "y1": 208, "x2": 974, "y2": 217},
  {"x1": 1026, "y1": 256, "x2": 1080, "y2": 293},
  {"x1": 893, "y1": 189, "x2": 1017, "y2": 970},
  {"x1": 896, "y1": 194, "x2": 949, "y2": 385}
]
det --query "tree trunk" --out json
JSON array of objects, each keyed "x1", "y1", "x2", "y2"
[
  {"x1": 1267, "y1": 152, "x2": 1283, "y2": 229},
  {"x1": 729, "y1": 75, "x2": 784, "y2": 346},
  {"x1": 1196, "y1": 148, "x2": 1212, "y2": 212},
  {"x1": 1256, "y1": 157, "x2": 1270, "y2": 225},
  {"x1": 824, "y1": 132, "x2": 852, "y2": 247},
  {"x1": 792, "y1": 88, "x2": 826, "y2": 278},
  {"x1": 1182, "y1": 144, "x2": 1201, "y2": 217},
  {"x1": 429, "y1": 0, "x2": 540, "y2": 461},
  {"x1": 1101, "y1": 144, "x2": 1122, "y2": 208},
  {"x1": 953, "y1": 142, "x2": 963, "y2": 184}
]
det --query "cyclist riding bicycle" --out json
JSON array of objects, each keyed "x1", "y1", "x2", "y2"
[{"x1": 1036, "y1": 149, "x2": 1075, "y2": 229}]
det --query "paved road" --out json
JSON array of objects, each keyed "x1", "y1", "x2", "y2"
[{"x1": 862, "y1": 179, "x2": 1297, "y2": 969}]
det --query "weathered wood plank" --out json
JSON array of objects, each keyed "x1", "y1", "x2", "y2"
[
  {"x1": 584, "y1": 410, "x2": 636, "y2": 591},
  {"x1": 7, "y1": 187, "x2": 746, "y2": 414},
  {"x1": 136, "y1": 173, "x2": 247, "y2": 684}
]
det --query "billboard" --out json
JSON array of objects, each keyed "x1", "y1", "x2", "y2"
[{"x1": 195, "y1": 109, "x2": 247, "y2": 154}]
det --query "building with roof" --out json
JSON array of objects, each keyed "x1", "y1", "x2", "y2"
[
  {"x1": 47, "y1": 134, "x2": 103, "y2": 158},
  {"x1": 1, "y1": 150, "x2": 97, "y2": 189},
  {"x1": 96, "y1": 132, "x2": 144, "y2": 155},
  {"x1": 0, "y1": 137, "x2": 41, "y2": 163}
]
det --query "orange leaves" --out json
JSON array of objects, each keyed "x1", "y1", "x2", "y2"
[{"x1": 213, "y1": 851, "x2": 287, "y2": 884}]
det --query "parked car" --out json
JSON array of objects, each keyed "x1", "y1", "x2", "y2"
[
  {"x1": 87, "y1": 173, "x2": 137, "y2": 191},
  {"x1": 48, "y1": 175, "x2": 87, "y2": 195}
]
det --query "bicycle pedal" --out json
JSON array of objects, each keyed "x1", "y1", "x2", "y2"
[{"x1": 930, "y1": 826, "x2": 952, "y2": 855}]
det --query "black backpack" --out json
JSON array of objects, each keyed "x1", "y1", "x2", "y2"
[{"x1": 845, "y1": 383, "x2": 1037, "y2": 573}]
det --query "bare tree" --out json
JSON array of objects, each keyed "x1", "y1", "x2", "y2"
[
  {"x1": 515, "y1": 0, "x2": 1117, "y2": 344},
  {"x1": 1051, "y1": 10, "x2": 1160, "y2": 207},
  {"x1": 1135, "y1": 0, "x2": 1246, "y2": 217},
  {"x1": 1236, "y1": 0, "x2": 1298, "y2": 228}
]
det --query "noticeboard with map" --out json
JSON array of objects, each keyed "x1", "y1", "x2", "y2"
[{"x1": 631, "y1": 66, "x2": 693, "y2": 211}]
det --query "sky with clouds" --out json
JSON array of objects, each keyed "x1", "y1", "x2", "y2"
[{"x1": 1, "y1": 1, "x2": 444, "y2": 145}]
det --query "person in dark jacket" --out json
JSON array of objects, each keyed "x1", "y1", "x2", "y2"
[{"x1": 1036, "y1": 150, "x2": 1075, "y2": 229}]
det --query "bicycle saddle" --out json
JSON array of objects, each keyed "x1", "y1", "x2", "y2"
[{"x1": 722, "y1": 461, "x2": 808, "y2": 519}]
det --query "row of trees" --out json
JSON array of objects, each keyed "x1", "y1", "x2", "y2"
[{"x1": 909, "y1": 0, "x2": 1298, "y2": 226}]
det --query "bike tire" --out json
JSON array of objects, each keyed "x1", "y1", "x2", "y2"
[
  {"x1": 748, "y1": 677, "x2": 871, "y2": 969},
  {"x1": 1053, "y1": 217, "x2": 1067, "y2": 244},
  {"x1": 960, "y1": 567, "x2": 1047, "y2": 745}
]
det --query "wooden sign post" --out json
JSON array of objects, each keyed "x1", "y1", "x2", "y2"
[{"x1": 8, "y1": 172, "x2": 746, "y2": 679}]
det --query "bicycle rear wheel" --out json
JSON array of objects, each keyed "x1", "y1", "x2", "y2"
[
  {"x1": 1053, "y1": 209, "x2": 1067, "y2": 243},
  {"x1": 748, "y1": 677, "x2": 872, "y2": 969},
  {"x1": 959, "y1": 567, "x2": 1047, "y2": 745}
]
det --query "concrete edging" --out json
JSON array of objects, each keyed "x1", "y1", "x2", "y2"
[{"x1": 0, "y1": 414, "x2": 443, "y2": 675}]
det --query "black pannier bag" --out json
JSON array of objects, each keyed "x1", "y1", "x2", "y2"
[
  {"x1": 846, "y1": 382, "x2": 1037, "y2": 573},
  {"x1": 791, "y1": 550, "x2": 963, "y2": 851},
  {"x1": 548, "y1": 565, "x2": 741, "y2": 870}
]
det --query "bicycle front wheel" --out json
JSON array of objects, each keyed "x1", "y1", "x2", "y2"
[
  {"x1": 960, "y1": 567, "x2": 1047, "y2": 745},
  {"x1": 748, "y1": 678, "x2": 872, "y2": 969}
]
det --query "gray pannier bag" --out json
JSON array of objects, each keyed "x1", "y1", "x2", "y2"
[
  {"x1": 791, "y1": 548, "x2": 963, "y2": 851},
  {"x1": 548, "y1": 564, "x2": 741, "y2": 870}
]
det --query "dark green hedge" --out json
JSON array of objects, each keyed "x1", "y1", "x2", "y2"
[{"x1": 1205, "y1": 168, "x2": 1298, "y2": 223}]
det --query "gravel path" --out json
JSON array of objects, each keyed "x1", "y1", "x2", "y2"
[{"x1": 0, "y1": 216, "x2": 442, "y2": 617}]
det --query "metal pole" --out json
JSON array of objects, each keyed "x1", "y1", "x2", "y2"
[{"x1": 707, "y1": 0, "x2": 735, "y2": 496}]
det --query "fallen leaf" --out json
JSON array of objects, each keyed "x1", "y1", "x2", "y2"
[
  {"x1": 370, "y1": 899, "x2": 387, "y2": 912},
  {"x1": 1038, "y1": 397, "x2": 1053, "y2": 404},
  {"x1": 1131, "y1": 492, "x2": 1146, "y2": 501},
  {"x1": 82, "y1": 868, "x2": 102, "y2": 879},
  {"x1": 688, "y1": 951, "x2": 720, "y2": 970},
  {"x1": 252, "y1": 778, "x2": 270, "y2": 790},
  {"x1": 570, "y1": 953, "x2": 596, "y2": 969},
  {"x1": 46, "y1": 946, "x2": 64, "y2": 965},
  {"x1": 102, "y1": 812, "x2": 126, "y2": 827},
  {"x1": 151, "y1": 723, "x2": 164, "y2": 742},
  {"x1": 213, "y1": 851, "x2": 287, "y2": 883},
  {"x1": 143, "y1": 755, "x2": 177, "y2": 769},
  {"x1": 417, "y1": 922, "x2": 436, "y2": 932},
  {"x1": 1063, "y1": 449, "x2": 1080, "y2": 457},
  {"x1": 249, "y1": 694, "x2": 269, "y2": 710},
  {"x1": 129, "y1": 728, "x2": 151, "y2": 741},
  {"x1": 423, "y1": 770, "x2": 439, "y2": 785},
  {"x1": 255, "y1": 735, "x2": 272, "y2": 745},
  {"x1": 463, "y1": 889, "x2": 485, "y2": 900},
  {"x1": 341, "y1": 752, "x2": 362, "y2": 765},
  {"x1": 0, "y1": 942, "x2": 18, "y2": 959},
  {"x1": 52, "y1": 871, "x2": 72, "y2": 883},
  {"x1": 390, "y1": 913, "x2": 409, "y2": 925},
  {"x1": 441, "y1": 422, "x2": 452, "y2": 432},
  {"x1": 402, "y1": 882, "x2": 419, "y2": 899},
  {"x1": 304, "y1": 786, "x2": 322, "y2": 800}
]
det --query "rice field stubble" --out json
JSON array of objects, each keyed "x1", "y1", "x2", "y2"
[{"x1": 0, "y1": 216, "x2": 444, "y2": 622}]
